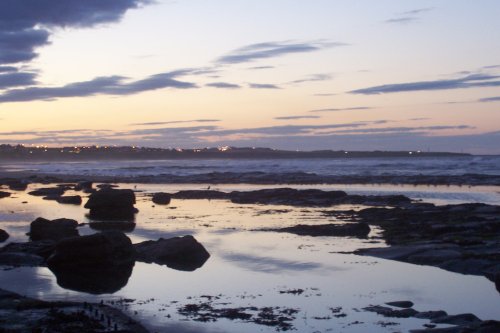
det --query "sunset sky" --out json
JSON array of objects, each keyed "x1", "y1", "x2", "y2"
[{"x1": 0, "y1": 0, "x2": 499, "y2": 153}]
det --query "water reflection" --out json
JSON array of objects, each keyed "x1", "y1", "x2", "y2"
[
  {"x1": 222, "y1": 252, "x2": 325, "y2": 273},
  {"x1": 89, "y1": 221, "x2": 136, "y2": 233},
  {"x1": 49, "y1": 261, "x2": 135, "y2": 294}
]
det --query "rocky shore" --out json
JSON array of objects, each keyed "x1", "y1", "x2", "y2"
[{"x1": 0, "y1": 288, "x2": 148, "y2": 332}]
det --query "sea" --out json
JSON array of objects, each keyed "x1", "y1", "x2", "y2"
[{"x1": 0, "y1": 156, "x2": 499, "y2": 332}]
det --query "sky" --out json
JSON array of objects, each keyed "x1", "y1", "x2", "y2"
[{"x1": 0, "y1": 0, "x2": 499, "y2": 153}]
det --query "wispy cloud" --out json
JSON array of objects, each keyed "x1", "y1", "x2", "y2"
[
  {"x1": 0, "y1": 70, "x2": 197, "y2": 103},
  {"x1": 313, "y1": 93, "x2": 336, "y2": 97},
  {"x1": 248, "y1": 83, "x2": 281, "y2": 89},
  {"x1": 216, "y1": 40, "x2": 345, "y2": 64},
  {"x1": 385, "y1": 7, "x2": 434, "y2": 24},
  {"x1": 350, "y1": 73, "x2": 500, "y2": 95},
  {"x1": 274, "y1": 115, "x2": 320, "y2": 120},
  {"x1": 289, "y1": 73, "x2": 332, "y2": 85},
  {"x1": 206, "y1": 82, "x2": 241, "y2": 89},
  {"x1": 247, "y1": 66, "x2": 275, "y2": 70},
  {"x1": 479, "y1": 96, "x2": 500, "y2": 102},
  {"x1": 309, "y1": 107, "x2": 372, "y2": 113},
  {"x1": 130, "y1": 119, "x2": 221, "y2": 126}
]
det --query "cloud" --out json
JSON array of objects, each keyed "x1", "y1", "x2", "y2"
[
  {"x1": 0, "y1": 70, "x2": 196, "y2": 103},
  {"x1": 205, "y1": 82, "x2": 241, "y2": 89},
  {"x1": 0, "y1": 28, "x2": 50, "y2": 65},
  {"x1": 274, "y1": 115, "x2": 320, "y2": 120},
  {"x1": 350, "y1": 73, "x2": 500, "y2": 95},
  {"x1": 309, "y1": 107, "x2": 372, "y2": 113},
  {"x1": 130, "y1": 119, "x2": 220, "y2": 126},
  {"x1": 0, "y1": 1, "x2": 151, "y2": 66},
  {"x1": 248, "y1": 83, "x2": 281, "y2": 89},
  {"x1": 216, "y1": 40, "x2": 345, "y2": 64},
  {"x1": 289, "y1": 73, "x2": 332, "y2": 85},
  {"x1": 385, "y1": 17, "x2": 418, "y2": 24},
  {"x1": 247, "y1": 66, "x2": 275, "y2": 70},
  {"x1": 313, "y1": 93, "x2": 336, "y2": 97},
  {"x1": 324, "y1": 125, "x2": 474, "y2": 135},
  {"x1": 479, "y1": 96, "x2": 500, "y2": 102},
  {"x1": 0, "y1": 66, "x2": 17, "y2": 73},
  {"x1": 385, "y1": 7, "x2": 433, "y2": 24},
  {"x1": 0, "y1": 71, "x2": 37, "y2": 89}
]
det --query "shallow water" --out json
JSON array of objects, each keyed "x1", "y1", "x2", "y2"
[{"x1": 0, "y1": 183, "x2": 499, "y2": 333}]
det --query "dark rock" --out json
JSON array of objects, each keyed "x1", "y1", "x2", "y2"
[
  {"x1": 152, "y1": 192, "x2": 171, "y2": 205},
  {"x1": 134, "y1": 235, "x2": 210, "y2": 271},
  {"x1": 96, "y1": 183, "x2": 119, "y2": 189},
  {"x1": 47, "y1": 232, "x2": 135, "y2": 293},
  {"x1": 29, "y1": 217, "x2": 79, "y2": 242},
  {"x1": 0, "y1": 252, "x2": 45, "y2": 266},
  {"x1": 74, "y1": 180, "x2": 93, "y2": 191},
  {"x1": 56, "y1": 195, "x2": 82, "y2": 205},
  {"x1": 410, "y1": 327, "x2": 465, "y2": 333},
  {"x1": 47, "y1": 231, "x2": 135, "y2": 269},
  {"x1": 272, "y1": 222, "x2": 370, "y2": 238},
  {"x1": 28, "y1": 187, "x2": 65, "y2": 197},
  {"x1": 0, "y1": 229, "x2": 9, "y2": 242},
  {"x1": 431, "y1": 313, "x2": 482, "y2": 326},
  {"x1": 407, "y1": 249, "x2": 462, "y2": 265},
  {"x1": 385, "y1": 301, "x2": 414, "y2": 308},
  {"x1": 172, "y1": 190, "x2": 229, "y2": 200},
  {"x1": 89, "y1": 221, "x2": 136, "y2": 233},
  {"x1": 0, "y1": 240, "x2": 55, "y2": 266},
  {"x1": 4, "y1": 179, "x2": 29, "y2": 191},
  {"x1": 475, "y1": 321, "x2": 500, "y2": 333},
  {"x1": 84, "y1": 189, "x2": 137, "y2": 220},
  {"x1": 363, "y1": 305, "x2": 418, "y2": 318},
  {"x1": 230, "y1": 188, "x2": 347, "y2": 206},
  {"x1": 415, "y1": 310, "x2": 448, "y2": 320},
  {"x1": 0, "y1": 191, "x2": 10, "y2": 198}
]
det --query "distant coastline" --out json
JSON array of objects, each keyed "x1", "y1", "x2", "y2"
[{"x1": 0, "y1": 144, "x2": 471, "y2": 162}]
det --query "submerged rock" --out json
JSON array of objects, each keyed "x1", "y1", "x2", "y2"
[
  {"x1": 56, "y1": 195, "x2": 82, "y2": 205},
  {"x1": 29, "y1": 217, "x2": 79, "y2": 242},
  {"x1": 134, "y1": 235, "x2": 210, "y2": 271},
  {"x1": 84, "y1": 189, "x2": 137, "y2": 220},
  {"x1": 152, "y1": 192, "x2": 171, "y2": 205},
  {"x1": 230, "y1": 188, "x2": 347, "y2": 206},
  {"x1": 3, "y1": 179, "x2": 29, "y2": 191},
  {"x1": 0, "y1": 229, "x2": 9, "y2": 242},
  {"x1": 270, "y1": 222, "x2": 370, "y2": 238}
]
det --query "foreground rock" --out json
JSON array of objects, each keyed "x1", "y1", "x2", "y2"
[
  {"x1": 0, "y1": 288, "x2": 148, "y2": 332},
  {"x1": 0, "y1": 190, "x2": 10, "y2": 198},
  {"x1": 152, "y1": 192, "x2": 171, "y2": 205},
  {"x1": 47, "y1": 231, "x2": 135, "y2": 294},
  {"x1": 29, "y1": 217, "x2": 79, "y2": 241},
  {"x1": 84, "y1": 188, "x2": 137, "y2": 220},
  {"x1": 0, "y1": 229, "x2": 9, "y2": 242},
  {"x1": 349, "y1": 203, "x2": 500, "y2": 290},
  {"x1": 134, "y1": 235, "x2": 210, "y2": 271},
  {"x1": 268, "y1": 222, "x2": 370, "y2": 238}
]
